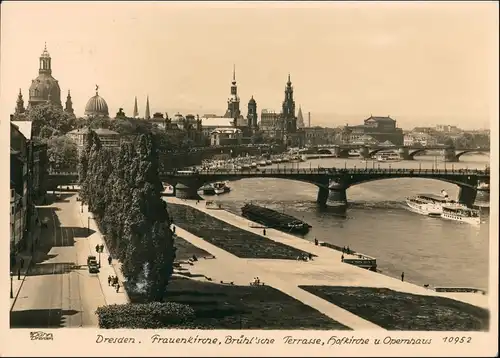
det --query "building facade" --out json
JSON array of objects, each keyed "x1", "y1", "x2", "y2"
[
  {"x1": 210, "y1": 128, "x2": 243, "y2": 146},
  {"x1": 67, "y1": 127, "x2": 121, "y2": 152},
  {"x1": 341, "y1": 116, "x2": 404, "y2": 145}
]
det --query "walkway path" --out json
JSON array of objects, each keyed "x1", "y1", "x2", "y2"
[
  {"x1": 168, "y1": 198, "x2": 488, "y2": 310},
  {"x1": 174, "y1": 225, "x2": 383, "y2": 330}
]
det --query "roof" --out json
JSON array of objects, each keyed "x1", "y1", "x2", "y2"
[
  {"x1": 11, "y1": 121, "x2": 32, "y2": 140},
  {"x1": 201, "y1": 117, "x2": 234, "y2": 127},
  {"x1": 68, "y1": 127, "x2": 119, "y2": 136},
  {"x1": 365, "y1": 115, "x2": 395, "y2": 123},
  {"x1": 211, "y1": 128, "x2": 242, "y2": 134}
]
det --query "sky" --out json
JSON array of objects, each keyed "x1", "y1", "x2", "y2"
[{"x1": 1, "y1": 1, "x2": 498, "y2": 129}]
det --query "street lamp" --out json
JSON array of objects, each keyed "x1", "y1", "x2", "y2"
[
  {"x1": 10, "y1": 272, "x2": 13, "y2": 299},
  {"x1": 87, "y1": 216, "x2": 90, "y2": 235}
]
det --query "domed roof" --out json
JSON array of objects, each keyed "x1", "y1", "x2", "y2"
[
  {"x1": 29, "y1": 74, "x2": 62, "y2": 106},
  {"x1": 85, "y1": 86, "x2": 109, "y2": 117}
]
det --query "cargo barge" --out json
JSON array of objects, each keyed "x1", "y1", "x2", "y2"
[{"x1": 241, "y1": 203, "x2": 311, "y2": 235}]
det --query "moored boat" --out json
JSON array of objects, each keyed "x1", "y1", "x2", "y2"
[
  {"x1": 405, "y1": 190, "x2": 462, "y2": 217},
  {"x1": 241, "y1": 203, "x2": 311, "y2": 235},
  {"x1": 213, "y1": 181, "x2": 231, "y2": 195},
  {"x1": 258, "y1": 160, "x2": 267, "y2": 167},
  {"x1": 376, "y1": 151, "x2": 401, "y2": 162}
]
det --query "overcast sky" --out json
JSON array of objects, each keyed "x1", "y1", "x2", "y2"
[{"x1": 1, "y1": 1, "x2": 497, "y2": 129}]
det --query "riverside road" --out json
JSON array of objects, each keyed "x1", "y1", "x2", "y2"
[{"x1": 10, "y1": 194, "x2": 106, "y2": 328}]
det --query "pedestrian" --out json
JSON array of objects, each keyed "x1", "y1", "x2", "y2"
[
  {"x1": 308, "y1": 253, "x2": 313, "y2": 261},
  {"x1": 314, "y1": 238, "x2": 318, "y2": 246},
  {"x1": 347, "y1": 246, "x2": 350, "y2": 254},
  {"x1": 108, "y1": 255, "x2": 112, "y2": 265},
  {"x1": 341, "y1": 254, "x2": 344, "y2": 262},
  {"x1": 100, "y1": 244, "x2": 104, "y2": 252},
  {"x1": 20, "y1": 257, "x2": 25, "y2": 269},
  {"x1": 263, "y1": 228, "x2": 266, "y2": 236},
  {"x1": 107, "y1": 275, "x2": 112, "y2": 286},
  {"x1": 116, "y1": 282, "x2": 120, "y2": 293},
  {"x1": 401, "y1": 272, "x2": 405, "y2": 282},
  {"x1": 114, "y1": 276, "x2": 118, "y2": 286},
  {"x1": 95, "y1": 244, "x2": 99, "y2": 253},
  {"x1": 172, "y1": 226, "x2": 176, "y2": 234}
]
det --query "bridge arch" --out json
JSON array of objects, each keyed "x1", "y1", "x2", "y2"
[
  {"x1": 317, "y1": 148, "x2": 334, "y2": 155},
  {"x1": 408, "y1": 148, "x2": 429, "y2": 159},
  {"x1": 455, "y1": 150, "x2": 490, "y2": 160},
  {"x1": 346, "y1": 175, "x2": 476, "y2": 189},
  {"x1": 368, "y1": 148, "x2": 396, "y2": 157}
]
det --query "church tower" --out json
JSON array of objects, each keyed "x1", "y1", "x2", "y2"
[
  {"x1": 145, "y1": 96, "x2": 151, "y2": 120},
  {"x1": 247, "y1": 96, "x2": 257, "y2": 130},
  {"x1": 65, "y1": 90, "x2": 74, "y2": 116},
  {"x1": 224, "y1": 65, "x2": 241, "y2": 119},
  {"x1": 133, "y1": 96, "x2": 139, "y2": 118},
  {"x1": 15, "y1": 89, "x2": 25, "y2": 115},
  {"x1": 282, "y1": 74, "x2": 296, "y2": 133}
]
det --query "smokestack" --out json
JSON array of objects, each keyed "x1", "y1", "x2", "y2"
[{"x1": 308, "y1": 112, "x2": 311, "y2": 127}]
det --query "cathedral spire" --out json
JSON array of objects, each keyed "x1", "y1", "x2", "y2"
[
  {"x1": 233, "y1": 64, "x2": 236, "y2": 83},
  {"x1": 15, "y1": 89, "x2": 25, "y2": 114},
  {"x1": 65, "y1": 90, "x2": 74, "y2": 115},
  {"x1": 133, "y1": 96, "x2": 139, "y2": 118},
  {"x1": 39, "y1": 43, "x2": 52, "y2": 75},
  {"x1": 145, "y1": 95, "x2": 150, "y2": 120}
]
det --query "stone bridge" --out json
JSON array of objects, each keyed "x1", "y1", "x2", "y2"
[
  {"x1": 47, "y1": 167, "x2": 490, "y2": 211},
  {"x1": 304, "y1": 145, "x2": 490, "y2": 162},
  {"x1": 161, "y1": 167, "x2": 490, "y2": 210}
]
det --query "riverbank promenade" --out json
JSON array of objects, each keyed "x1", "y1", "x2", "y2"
[{"x1": 166, "y1": 198, "x2": 489, "y2": 316}]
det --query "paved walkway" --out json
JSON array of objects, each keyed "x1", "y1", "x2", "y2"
[
  {"x1": 168, "y1": 198, "x2": 488, "y2": 310},
  {"x1": 174, "y1": 225, "x2": 383, "y2": 330},
  {"x1": 79, "y1": 204, "x2": 130, "y2": 305}
]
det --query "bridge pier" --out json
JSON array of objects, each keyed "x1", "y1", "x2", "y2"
[
  {"x1": 359, "y1": 147, "x2": 370, "y2": 159},
  {"x1": 457, "y1": 186, "x2": 477, "y2": 208},
  {"x1": 317, "y1": 185, "x2": 348, "y2": 211},
  {"x1": 175, "y1": 183, "x2": 202, "y2": 200},
  {"x1": 398, "y1": 147, "x2": 412, "y2": 161},
  {"x1": 443, "y1": 148, "x2": 458, "y2": 162},
  {"x1": 332, "y1": 147, "x2": 349, "y2": 158}
]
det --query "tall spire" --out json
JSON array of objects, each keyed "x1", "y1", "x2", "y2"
[
  {"x1": 133, "y1": 96, "x2": 139, "y2": 118},
  {"x1": 233, "y1": 64, "x2": 236, "y2": 83},
  {"x1": 145, "y1": 95, "x2": 150, "y2": 120},
  {"x1": 15, "y1": 89, "x2": 25, "y2": 114},
  {"x1": 65, "y1": 90, "x2": 74, "y2": 115}
]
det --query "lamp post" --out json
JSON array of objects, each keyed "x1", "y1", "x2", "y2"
[
  {"x1": 87, "y1": 216, "x2": 90, "y2": 235},
  {"x1": 10, "y1": 272, "x2": 13, "y2": 299}
]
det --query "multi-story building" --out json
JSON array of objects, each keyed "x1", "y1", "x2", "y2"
[
  {"x1": 404, "y1": 132, "x2": 438, "y2": 147},
  {"x1": 435, "y1": 124, "x2": 460, "y2": 133},
  {"x1": 341, "y1": 115, "x2": 404, "y2": 145},
  {"x1": 303, "y1": 126, "x2": 339, "y2": 146},
  {"x1": 67, "y1": 127, "x2": 121, "y2": 152},
  {"x1": 210, "y1": 128, "x2": 243, "y2": 146}
]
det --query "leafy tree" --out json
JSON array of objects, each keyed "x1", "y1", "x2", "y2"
[
  {"x1": 44, "y1": 135, "x2": 78, "y2": 172},
  {"x1": 79, "y1": 130, "x2": 101, "y2": 204},
  {"x1": 25, "y1": 103, "x2": 76, "y2": 137}
]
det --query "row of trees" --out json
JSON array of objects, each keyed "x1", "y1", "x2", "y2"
[{"x1": 79, "y1": 130, "x2": 176, "y2": 302}]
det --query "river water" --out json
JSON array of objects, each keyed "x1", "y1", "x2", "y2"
[{"x1": 205, "y1": 153, "x2": 491, "y2": 291}]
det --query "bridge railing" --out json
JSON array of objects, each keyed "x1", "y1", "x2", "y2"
[
  {"x1": 49, "y1": 167, "x2": 489, "y2": 177},
  {"x1": 160, "y1": 167, "x2": 490, "y2": 176}
]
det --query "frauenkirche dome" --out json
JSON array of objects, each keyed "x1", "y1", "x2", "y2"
[
  {"x1": 28, "y1": 44, "x2": 62, "y2": 109},
  {"x1": 84, "y1": 85, "x2": 109, "y2": 117}
]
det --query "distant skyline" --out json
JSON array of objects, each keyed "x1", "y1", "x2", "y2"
[{"x1": 1, "y1": 2, "x2": 497, "y2": 130}]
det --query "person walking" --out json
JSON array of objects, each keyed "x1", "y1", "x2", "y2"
[
  {"x1": 95, "y1": 244, "x2": 99, "y2": 253},
  {"x1": 263, "y1": 228, "x2": 266, "y2": 236},
  {"x1": 341, "y1": 254, "x2": 344, "y2": 262},
  {"x1": 401, "y1": 272, "x2": 405, "y2": 282},
  {"x1": 20, "y1": 257, "x2": 25, "y2": 270},
  {"x1": 314, "y1": 238, "x2": 318, "y2": 246},
  {"x1": 100, "y1": 244, "x2": 104, "y2": 252},
  {"x1": 116, "y1": 282, "x2": 120, "y2": 293},
  {"x1": 108, "y1": 255, "x2": 112, "y2": 265},
  {"x1": 107, "y1": 275, "x2": 112, "y2": 286}
]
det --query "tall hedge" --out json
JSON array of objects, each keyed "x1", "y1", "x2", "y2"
[{"x1": 96, "y1": 302, "x2": 195, "y2": 329}]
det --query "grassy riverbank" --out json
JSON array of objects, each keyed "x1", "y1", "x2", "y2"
[
  {"x1": 125, "y1": 277, "x2": 349, "y2": 330},
  {"x1": 174, "y1": 235, "x2": 212, "y2": 261},
  {"x1": 300, "y1": 286, "x2": 489, "y2": 331},
  {"x1": 167, "y1": 203, "x2": 313, "y2": 260}
]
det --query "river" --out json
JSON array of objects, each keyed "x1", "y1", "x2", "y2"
[{"x1": 204, "y1": 153, "x2": 491, "y2": 291}]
